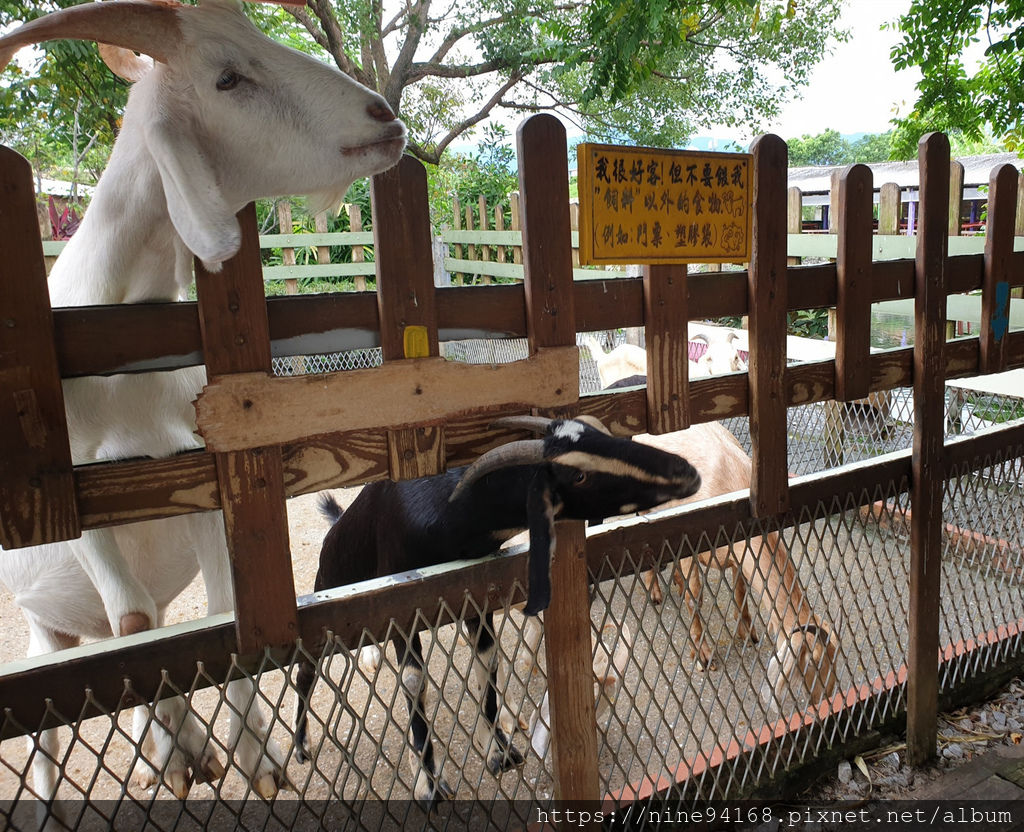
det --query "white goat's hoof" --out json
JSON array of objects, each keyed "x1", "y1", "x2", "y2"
[
  {"x1": 194, "y1": 750, "x2": 225, "y2": 784},
  {"x1": 254, "y1": 772, "x2": 279, "y2": 800},
  {"x1": 414, "y1": 770, "x2": 454, "y2": 809},
  {"x1": 132, "y1": 759, "x2": 159, "y2": 791},
  {"x1": 167, "y1": 769, "x2": 190, "y2": 800},
  {"x1": 357, "y1": 645, "x2": 381, "y2": 676}
]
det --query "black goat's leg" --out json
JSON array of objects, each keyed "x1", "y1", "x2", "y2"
[
  {"x1": 397, "y1": 630, "x2": 453, "y2": 807},
  {"x1": 293, "y1": 657, "x2": 317, "y2": 764},
  {"x1": 467, "y1": 614, "x2": 524, "y2": 774}
]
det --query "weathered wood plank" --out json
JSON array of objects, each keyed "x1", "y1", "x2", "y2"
[
  {"x1": 195, "y1": 346, "x2": 579, "y2": 452},
  {"x1": 748, "y1": 134, "x2": 790, "y2": 516},
  {"x1": 835, "y1": 164, "x2": 874, "y2": 401},
  {"x1": 517, "y1": 114, "x2": 577, "y2": 353},
  {"x1": 644, "y1": 264, "x2": 690, "y2": 433},
  {"x1": 372, "y1": 156, "x2": 446, "y2": 480},
  {"x1": 516, "y1": 114, "x2": 595, "y2": 802},
  {"x1": 0, "y1": 147, "x2": 80, "y2": 549},
  {"x1": 907, "y1": 132, "x2": 950, "y2": 766},
  {"x1": 544, "y1": 520, "x2": 600, "y2": 802},
  {"x1": 194, "y1": 202, "x2": 297, "y2": 654},
  {"x1": 980, "y1": 165, "x2": 1016, "y2": 374}
]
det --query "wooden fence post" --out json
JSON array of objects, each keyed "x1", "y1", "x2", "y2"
[
  {"x1": 0, "y1": 147, "x2": 80, "y2": 549},
  {"x1": 495, "y1": 202, "x2": 507, "y2": 267},
  {"x1": 835, "y1": 164, "x2": 874, "y2": 402},
  {"x1": 451, "y1": 195, "x2": 463, "y2": 285},
  {"x1": 644, "y1": 264, "x2": 690, "y2": 434},
  {"x1": 787, "y1": 186, "x2": 802, "y2": 267},
  {"x1": 980, "y1": 165, "x2": 1016, "y2": 374},
  {"x1": 348, "y1": 203, "x2": 368, "y2": 292},
  {"x1": 478, "y1": 194, "x2": 492, "y2": 284},
  {"x1": 906, "y1": 132, "x2": 950, "y2": 766},
  {"x1": 878, "y1": 183, "x2": 902, "y2": 236},
  {"x1": 510, "y1": 190, "x2": 523, "y2": 265},
  {"x1": 195, "y1": 203, "x2": 297, "y2": 654},
  {"x1": 748, "y1": 134, "x2": 790, "y2": 517},
  {"x1": 371, "y1": 156, "x2": 445, "y2": 481},
  {"x1": 517, "y1": 113, "x2": 599, "y2": 809},
  {"x1": 276, "y1": 200, "x2": 299, "y2": 295},
  {"x1": 465, "y1": 202, "x2": 478, "y2": 283}
]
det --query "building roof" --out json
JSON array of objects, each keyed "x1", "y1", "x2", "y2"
[{"x1": 788, "y1": 152, "x2": 1021, "y2": 204}]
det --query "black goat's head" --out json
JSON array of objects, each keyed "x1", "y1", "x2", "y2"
[{"x1": 451, "y1": 415, "x2": 701, "y2": 615}]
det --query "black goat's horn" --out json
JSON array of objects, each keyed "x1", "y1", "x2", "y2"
[
  {"x1": 448, "y1": 439, "x2": 545, "y2": 503},
  {"x1": 490, "y1": 415, "x2": 554, "y2": 435}
]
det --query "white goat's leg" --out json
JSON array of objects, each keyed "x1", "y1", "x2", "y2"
[
  {"x1": 193, "y1": 513, "x2": 286, "y2": 797},
  {"x1": 67, "y1": 527, "x2": 157, "y2": 637},
  {"x1": 468, "y1": 616, "x2": 523, "y2": 775},
  {"x1": 499, "y1": 610, "x2": 540, "y2": 735},
  {"x1": 25, "y1": 620, "x2": 79, "y2": 832}
]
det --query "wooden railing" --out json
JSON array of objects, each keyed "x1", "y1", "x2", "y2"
[{"x1": 4, "y1": 124, "x2": 1024, "y2": 806}]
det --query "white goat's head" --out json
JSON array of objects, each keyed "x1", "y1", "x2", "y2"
[
  {"x1": 0, "y1": 0, "x2": 406, "y2": 268},
  {"x1": 692, "y1": 330, "x2": 746, "y2": 376}
]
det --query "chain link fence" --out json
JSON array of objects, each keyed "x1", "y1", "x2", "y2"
[
  {"x1": 2, "y1": 330, "x2": 1021, "y2": 829},
  {"x1": 2, "y1": 437, "x2": 1021, "y2": 829}
]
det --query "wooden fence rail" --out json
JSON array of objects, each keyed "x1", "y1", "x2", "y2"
[{"x1": 3, "y1": 125, "x2": 1024, "y2": 806}]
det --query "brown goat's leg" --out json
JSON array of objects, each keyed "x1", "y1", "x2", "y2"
[
  {"x1": 642, "y1": 568, "x2": 664, "y2": 604},
  {"x1": 729, "y1": 563, "x2": 757, "y2": 643},
  {"x1": 683, "y1": 558, "x2": 715, "y2": 670}
]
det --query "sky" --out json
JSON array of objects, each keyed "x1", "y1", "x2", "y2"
[{"x1": 754, "y1": 0, "x2": 917, "y2": 140}]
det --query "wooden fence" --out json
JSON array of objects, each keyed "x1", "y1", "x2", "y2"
[{"x1": 2, "y1": 119, "x2": 1024, "y2": 814}]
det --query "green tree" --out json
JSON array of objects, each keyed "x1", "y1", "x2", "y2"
[
  {"x1": 786, "y1": 128, "x2": 851, "y2": 165},
  {"x1": 2, "y1": 0, "x2": 845, "y2": 172},
  {"x1": 889, "y1": 0, "x2": 1024, "y2": 156},
  {"x1": 0, "y1": 1, "x2": 129, "y2": 190}
]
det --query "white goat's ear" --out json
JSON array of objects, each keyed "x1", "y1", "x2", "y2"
[
  {"x1": 145, "y1": 116, "x2": 241, "y2": 270},
  {"x1": 98, "y1": 43, "x2": 153, "y2": 83}
]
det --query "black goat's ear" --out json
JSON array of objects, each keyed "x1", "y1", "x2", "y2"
[{"x1": 523, "y1": 468, "x2": 555, "y2": 616}]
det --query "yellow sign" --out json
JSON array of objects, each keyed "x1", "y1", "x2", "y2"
[{"x1": 577, "y1": 143, "x2": 753, "y2": 266}]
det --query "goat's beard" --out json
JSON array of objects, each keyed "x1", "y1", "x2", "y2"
[{"x1": 307, "y1": 184, "x2": 355, "y2": 217}]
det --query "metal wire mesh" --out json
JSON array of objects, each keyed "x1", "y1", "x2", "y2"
[{"x1": 1, "y1": 438, "x2": 1022, "y2": 827}]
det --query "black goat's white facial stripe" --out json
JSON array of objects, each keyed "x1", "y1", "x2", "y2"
[
  {"x1": 551, "y1": 450, "x2": 686, "y2": 486},
  {"x1": 553, "y1": 421, "x2": 585, "y2": 442}
]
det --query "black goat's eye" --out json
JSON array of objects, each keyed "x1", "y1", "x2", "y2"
[
  {"x1": 574, "y1": 471, "x2": 588, "y2": 484},
  {"x1": 216, "y1": 70, "x2": 241, "y2": 91}
]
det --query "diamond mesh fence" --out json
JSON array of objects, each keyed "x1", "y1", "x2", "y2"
[
  {"x1": 2, "y1": 434, "x2": 1022, "y2": 829},
  {"x1": 3, "y1": 330, "x2": 1023, "y2": 829}
]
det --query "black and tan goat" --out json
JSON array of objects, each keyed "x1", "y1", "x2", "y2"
[{"x1": 293, "y1": 415, "x2": 701, "y2": 806}]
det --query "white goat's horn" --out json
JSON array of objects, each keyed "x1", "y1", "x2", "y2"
[
  {"x1": 0, "y1": 1, "x2": 182, "y2": 73},
  {"x1": 448, "y1": 440, "x2": 546, "y2": 503}
]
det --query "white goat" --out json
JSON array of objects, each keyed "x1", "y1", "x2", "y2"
[
  {"x1": 0, "y1": 0, "x2": 405, "y2": 815},
  {"x1": 582, "y1": 334, "x2": 648, "y2": 388},
  {"x1": 690, "y1": 328, "x2": 747, "y2": 377}
]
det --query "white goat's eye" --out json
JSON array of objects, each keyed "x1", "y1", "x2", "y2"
[{"x1": 216, "y1": 70, "x2": 241, "y2": 91}]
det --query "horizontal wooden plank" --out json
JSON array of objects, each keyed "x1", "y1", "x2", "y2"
[
  {"x1": 263, "y1": 262, "x2": 376, "y2": 280},
  {"x1": 444, "y1": 257, "x2": 627, "y2": 282},
  {"x1": 787, "y1": 233, "x2": 1024, "y2": 261},
  {"x1": 259, "y1": 232, "x2": 374, "y2": 247},
  {"x1": 194, "y1": 346, "x2": 581, "y2": 452}
]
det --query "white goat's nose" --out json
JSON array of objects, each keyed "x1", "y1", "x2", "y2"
[{"x1": 368, "y1": 100, "x2": 396, "y2": 122}]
